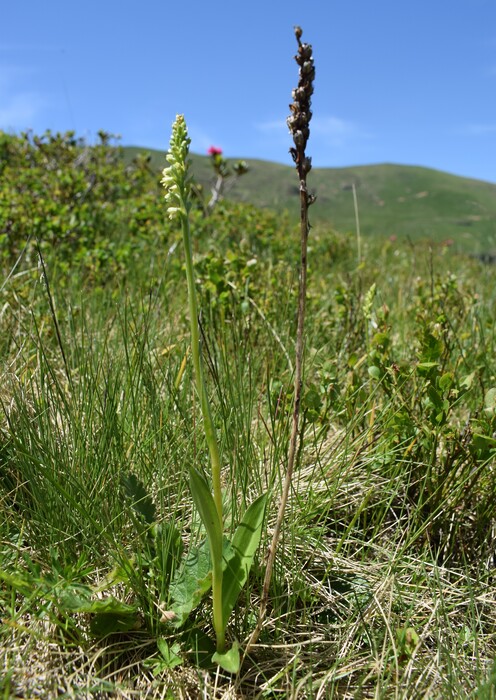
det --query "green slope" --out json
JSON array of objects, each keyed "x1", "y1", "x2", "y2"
[{"x1": 123, "y1": 146, "x2": 496, "y2": 252}]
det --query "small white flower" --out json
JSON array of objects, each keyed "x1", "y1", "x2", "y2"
[
  {"x1": 162, "y1": 115, "x2": 192, "y2": 219},
  {"x1": 167, "y1": 206, "x2": 181, "y2": 220}
]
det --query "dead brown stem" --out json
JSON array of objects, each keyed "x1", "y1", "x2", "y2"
[{"x1": 244, "y1": 25, "x2": 315, "y2": 657}]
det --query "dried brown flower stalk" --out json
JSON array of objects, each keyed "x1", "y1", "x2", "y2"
[{"x1": 245, "y1": 25, "x2": 315, "y2": 656}]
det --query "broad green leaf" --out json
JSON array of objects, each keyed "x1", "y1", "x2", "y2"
[
  {"x1": 121, "y1": 472, "x2": 157, "y2": 525},
  {"x1": 56, "y1": 585, "x2": 93, "y2": 611},
  {"x1": 472, "y1": 433, "x2": 496, "y2": 453},
  {"x1": 157, "y1": 638, "x2": 183, "y2": 669},
  {"x1": 460, "y1": 371, "x2": 476, "y2": 390},
  {"x1": 484, "y1": 388, "x2": 496, "y2": 417},
  {"x1": 58, "y1": 592, "x2": 138, "y2": 615},
  {"x1": 189, "y1": 468, "x2": 222, "y2": 564},
  {"x1": 417, "y1": 361, "x2": 438, "y2": 372},
  {"x1": 371, "y1": 331, "x2": 389, "y2": 349},
  {"x1": 222, "y1": 493, "x2": 267, "y2": 627},
  {"x1": 90, "y1": 610, "x2": 140, "y2": 636},
  {"x1": 368, "y1": 365, "x2": 381, "y2": 380},
  {"x1": 0, "y1": 569, "x2": 40, "y2": 594},
  {"x1": 427, "y1": 385, "x2": 443, "y2": 409},
  {"x1": 438, "y1": 372, "x2": 454, "y2": 392},
  {"x1": 212, "y1": 641, "x2": 240, "y2": 674},
  {"x1": 168, "y1": 539, "x2": 212, "y2": 627},
  {"x1": 68, "y1": 594, "x2": 141, "y2": 637},
  {"x1": 79, "y1": 597, "x2": 138, "y2": 615}
]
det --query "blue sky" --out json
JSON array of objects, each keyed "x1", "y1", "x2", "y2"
[{"x1": 1, "y1": 0, "x2": 495, "y2": 182}]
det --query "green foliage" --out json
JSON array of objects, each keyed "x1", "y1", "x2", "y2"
[
  {"x1": 0, "y1": 129, "x2": 169, "y2": 275},
  {"x1": 1, "y1": 127, "x2": 496, "y2": 695},
  {"x1": 122, "y1": 145, "x2": 496, "y2": 251},
  {"x1": 0, "y1": 552, "x2": 141, "y2": 640}
]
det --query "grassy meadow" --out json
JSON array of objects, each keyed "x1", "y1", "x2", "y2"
[{"x1": 1, "y1": 129, "x2": 496, "y2": 698}]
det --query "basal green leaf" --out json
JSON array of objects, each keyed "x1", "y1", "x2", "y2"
[
  {"x1": 222, "y1": 492, "x2": 267, "y2": 627},
  {"x1": 80, "y1": 597, "x2": 138, "y2": 615},
  {"x1": 0, "y1": 569, "x2": 40, "y2": 594},
  {"x1": 168, "y1": 539, "x2": 212, "y2": 627},
  {"x1": 90, "y1": 610, "x2": 140, "y2": 636},
  {"x1": 212, "y1": 641, "x2": 240, "y2": 674},
  {"x1": 73, "y1": 595, "x2": 140, "y2": 637},
  {"x1": 56, "y1": 585, "x2": 93, "y2": 611},
  {"x1": 189, "y1": 468, "x2": 222, "y2": 563},
  {"x1": 121, "y1": 472, "x2": 157, "y2": 525}
]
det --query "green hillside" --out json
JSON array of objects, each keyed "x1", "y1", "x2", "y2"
[{"x1": 124, "y1": 146, "x2": 496, "y2": 253}]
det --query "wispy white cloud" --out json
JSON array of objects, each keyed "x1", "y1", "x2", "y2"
[
  {"x1": 0, "y1": 92, "x2": 43, "y2": 127},
  {"x1": 187, "y1": 123, "x2": 218, "y2": 153},
  {"x1": 256, "y1": 118, "x2": 286, "y2": 133},
  {"x1": 311, "y1": 116, "x2": 363, "y2": 146},
  {"x1": 461, "y1": 124, "x2": 496, "y2": 135},
  {"x1": 256, "y1": 115, "x2": 371, "y2": 147},
  {"x1": 0, "y1": 65, "x2": 45, "y2": 130}
]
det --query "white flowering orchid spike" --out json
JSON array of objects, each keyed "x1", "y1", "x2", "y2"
[
  {"x1": 162, "y1": 114, "x2": 226, "y2": 656},
  {"x1": 161, "y1": 113, "x2": 267, "y2": 672},
  {"x1": 161, "y1": 115, "x2": 192, "y2": 220}
]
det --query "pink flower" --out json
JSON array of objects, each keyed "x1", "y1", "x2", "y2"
[{"x1": 208, "y1": 146, "x2": 223, "y2": 156}]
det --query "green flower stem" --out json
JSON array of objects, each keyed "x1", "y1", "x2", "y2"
[
  {"x1": 180, "y1": 212, "x2": 223, "y2": 520},
  {"x1": 213, "y1": 558, "x2": 225, "y2": 653},
  {"x1": 179, "y1": 210, "x2": 225, "y2": 652}
]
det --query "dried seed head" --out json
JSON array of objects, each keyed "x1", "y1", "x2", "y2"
[
  {"x1": 301, "y1": 61, "x2": 315, "y2": 77},
  {"x1": 302, "y1": 156, "x2": 312, "y2": 174},
  {"x1": 286, "y1": 26, "x2": 315, "y2": 162},
  {"x1": 287, "y1": 26, "x2": 315, "y2": 207},
  {"x1": 293, "y1": 130, "x2": 304, "y2": 148},
  {"x1": 299, "y1": 43, "x2": 313, "y2": 60},
  {"x1": 292, "y1": 86, "x2": 306, "y2": 101}
]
